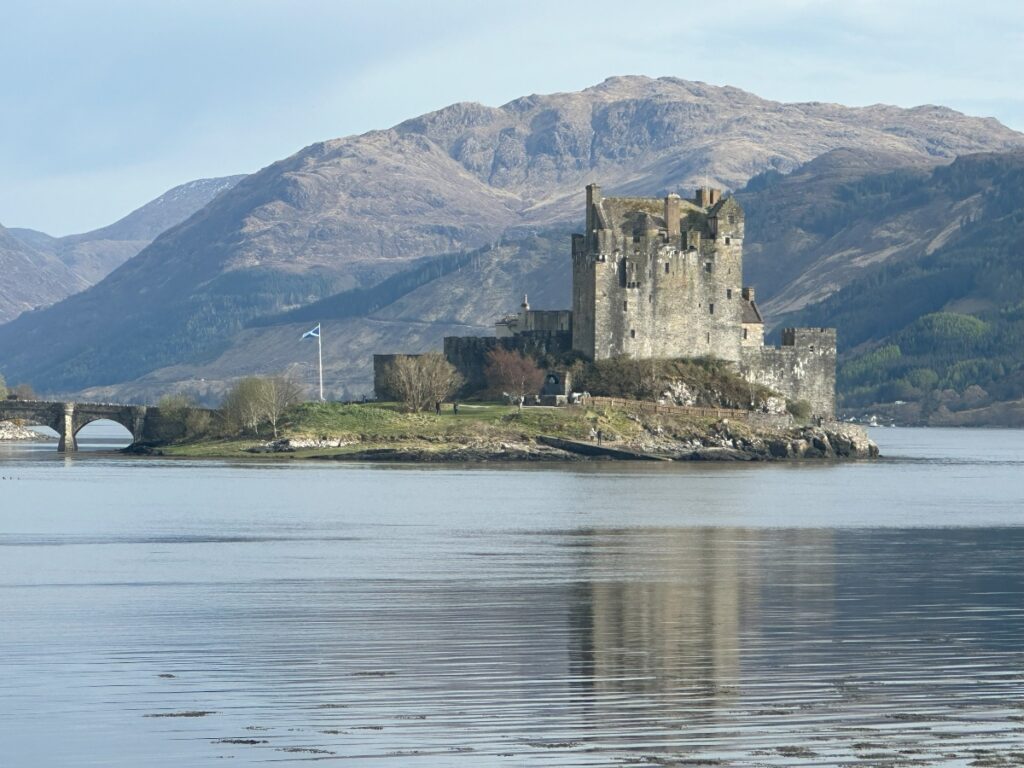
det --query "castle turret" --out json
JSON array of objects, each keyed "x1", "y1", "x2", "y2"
[
  {"x1": 695, "y1": 186, "x2": 721, "y2": 208},
  {"x1": 665, "y1": 193, "x2": 681, "y2": 239},
  {"x1": 586, "y1": 183, "x2": 601, "y2": 235}
]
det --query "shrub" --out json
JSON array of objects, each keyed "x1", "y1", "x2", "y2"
[
  {"x1": 380, "y1": 354, "x2": 462, "y2": 413},
  {"x1": 484, "y1": 348, "x2": 545, "y2": 404},
  {"x1": 786, "y1": 399, "x2": 812, "y2": 422}
]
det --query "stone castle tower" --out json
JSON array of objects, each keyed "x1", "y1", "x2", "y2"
[
  {"x1": 572, "y1": 184, "x2": 757, "y2": 361},
  {"x1": 570, "y1": 184, "x2": 836, "y2": 417}
]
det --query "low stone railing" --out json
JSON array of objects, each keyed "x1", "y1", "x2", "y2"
[{"x1": 581, "y1": 396, "x2": 754, "y2": 421}]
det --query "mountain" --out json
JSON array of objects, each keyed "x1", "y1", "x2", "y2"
[
  {"x1": 75, "y1": 233, "x2": 570, "y2": 403},
  {"x1": 0, "y1": 223, "x2": 88, "y2": 324},
  {"x1": 770, "y1": 152, "x2": 1024, "y2": 416},
  {"x1": 7, "y1": 175, "x2": 244, "y2": 288},
  {"x1": 2, "y1": 76, "x2": 1023, "y2": 398}
]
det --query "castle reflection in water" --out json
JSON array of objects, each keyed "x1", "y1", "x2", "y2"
[{"x1": 569, "y1": 527, "x2": 837, "y2": 715}]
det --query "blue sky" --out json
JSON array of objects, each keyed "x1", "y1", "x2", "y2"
[{"x1": 3, "y1": 0, "x2": 1022, "y2": 235}]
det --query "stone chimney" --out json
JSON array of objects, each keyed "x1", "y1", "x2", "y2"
[
  {"x1": 696, "y1": 187, "x2": 710, "y2": 207},
  {"x1": 664, "y1": 193, "x2": 681, "y2": 238},
  {"x1": 742, "y1": 286, "x2": 755, "y2": 302},
  {"x1": 709, "y1": 188, "x2": 720, "y2": 206},
  {"x1": 586, "y1": 183, "x2": 602, "y2": 233}
]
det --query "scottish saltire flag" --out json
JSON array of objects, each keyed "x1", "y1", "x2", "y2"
[{"x1": 302, "y1": 323, "x2": 320, "y2": 339}]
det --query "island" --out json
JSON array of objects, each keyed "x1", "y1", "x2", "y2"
[{"x1": 150, "y1": 399, "x2": 877, "y2": 463}]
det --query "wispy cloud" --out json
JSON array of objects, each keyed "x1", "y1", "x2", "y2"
[{"x1": 2, "y1": 0, "x2": 1021, "y2": 234}]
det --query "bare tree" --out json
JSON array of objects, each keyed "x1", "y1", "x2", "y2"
[
  {"x1": 261, "y1": 374, "x2": 305, "y2": 437},
  {"x1": 484, "y1": 347, "x2": 544, "y2": 408},
  {"x1": 221, "y1": 377, "x2": 270, "y2": 435},
  {"x1": 383, "y1": 354, "x2": 462, "y2": 412}
]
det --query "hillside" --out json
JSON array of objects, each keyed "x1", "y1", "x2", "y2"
[
  {"x1": 7, "y1": 175, "x2": 243, "y2": 288},
  {"x1": 0, "y1": 223, "x2": 87, "y2": 324},
  {"x1": 1, "y1": 76, "x2": 1023, "y2": 397},
  {"x1": 774, "y1": 152, "x2": 1024, "y2": 416}
]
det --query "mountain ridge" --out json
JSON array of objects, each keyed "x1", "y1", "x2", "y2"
[
  {"x1": 2, "y1": 76, "x2": 1023, "y2": 397},
  {"x1": 0, "y1": 175, "x2": 244, "y2": 323}
]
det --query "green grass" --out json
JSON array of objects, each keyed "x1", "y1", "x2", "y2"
[
  {"x1": 160, "y1": 399, "x2": 730, "y2": 459},
  {"x1": 286, "y1": 401, "x2": 601, "y2": 438},
  {"x1": 155, "y1": 399, "x2": 757, "y2": 460}
]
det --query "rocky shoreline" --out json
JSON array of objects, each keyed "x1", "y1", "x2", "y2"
[
  {"x1": 253, "y1": 421, "x2": 878, "y2": 463},
  {"x1": 0, "y1": 420, "x2": 53, "y2": 442}
]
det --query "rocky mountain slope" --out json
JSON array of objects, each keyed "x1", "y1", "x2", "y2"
[
  {"x1": 2, "y1": 76, "x2": 1023, "y2": 398},
  {"x1": 0, "y1": 223, "x2": 88, "y2": 324},
  {"x1": 7, "y1": 175, "x2": 243, "y2": 289}
]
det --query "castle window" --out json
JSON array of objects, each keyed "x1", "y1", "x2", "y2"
[
  {"x1": 743, "y1": 328, "x2": 748, "y2": 340},
  {"x1": 706, "y1": 332, "x2": 711, "y2": 343},
  {"x1": 664, "y1": 262, "x2": 670, "y2": 274},
  {"x1": 704, "y1": 262, "x2": 713, "y2": 273},
  {"x1": 630, "y1": 329, "x2": 636, "y2": 339},
  {"x1": 725, "y1": 237, "x2": 731, "y2": 245},
  {"x1": 809, "y1": 345, "x2": 815, "y2": 353},
  {"x1": 709, "y1": 303, "x2": 715, "y2": 315},
  {"x1": 623, "y1": 301, "x2": 628, "y2": 312},
  {"x1": 726, "y1": 288, "x2": 732, "y2": 299}
]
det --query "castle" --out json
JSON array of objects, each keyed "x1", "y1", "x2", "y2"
[{"x1": 378, "y1": 185, "x2": 836, "y2": 418}]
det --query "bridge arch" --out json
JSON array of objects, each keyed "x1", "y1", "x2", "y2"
[{"x1": 72, "y1": 417, "x2": 136, "y2": 449}]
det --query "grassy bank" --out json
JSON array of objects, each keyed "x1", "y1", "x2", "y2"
[{"x1": 159, "y1": 400, "x2": 729, "y2": 459}]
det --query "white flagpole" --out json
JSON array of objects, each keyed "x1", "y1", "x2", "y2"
[{"x1": 317, "y1": 324, "x2": 324, "y2": 401}]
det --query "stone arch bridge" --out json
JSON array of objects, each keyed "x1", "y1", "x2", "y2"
[{"x1": 0, "y1": 400, "x2": 197, "y2": 452}]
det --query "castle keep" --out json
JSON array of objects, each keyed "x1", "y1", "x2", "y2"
[
  {"x1": 571, "y1": 184, "x2": 836, "y2": 416},
  {"x1": 572, "y1": 184, "x2": 749, "y2": 361},
  {"x1": 381, "y1": 185, "x2": 837, "y2": 418}
]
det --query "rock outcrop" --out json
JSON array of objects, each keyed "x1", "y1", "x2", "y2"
[{"x1": 0, "y1": 420, "x2": 52, "y2": 441}]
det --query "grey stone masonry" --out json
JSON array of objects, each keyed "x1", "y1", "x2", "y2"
[
  {"x1": 0, "y1": 399, "x2": 202, "y2": 452},
  {"x1": 740, "y1": 328, "x2": 837, "y2": 419},
  {"x1": 572, "y1": 184, "x2": 750, "y2": 362}
]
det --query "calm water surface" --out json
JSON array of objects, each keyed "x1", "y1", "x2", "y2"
[{"x1": 1, "y1": 427, "x2": 1023, "y2": 766}]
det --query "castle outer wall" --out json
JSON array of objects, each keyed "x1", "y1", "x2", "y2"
[
  {"x1": 740, "y1": 328, "x2": 837, "y2": 419},
  {"x1": 442, "y1": 332, "x2": 572, "y2": 396}
]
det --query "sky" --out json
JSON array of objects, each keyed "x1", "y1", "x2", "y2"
[{"x1": 3, "y1": 0, "x2": 1023, "y2": 235}]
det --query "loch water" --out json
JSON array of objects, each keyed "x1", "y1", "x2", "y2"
[{"x1": 1, "y1": 427, "x2": 1023, "y2": 766}]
